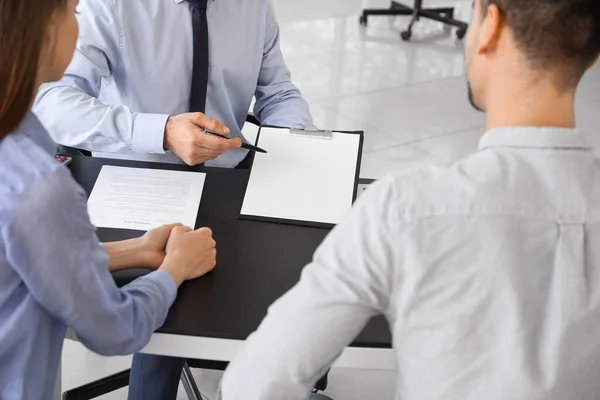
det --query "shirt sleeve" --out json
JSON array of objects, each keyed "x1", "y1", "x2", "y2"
[
  {"x1": 219, "y1": 175, "x2": 400, "y2": 399},
  {"x1": 33, "y1": 0, "x2": 168, "y2": 155},
  {"x1": 2, "y1": 167, "x2": 177, "y2": 356},
  {"x1": 253, "y1": 1, "x2": 313, "y2": 129}
]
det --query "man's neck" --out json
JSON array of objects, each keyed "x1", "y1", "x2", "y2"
[{"x1": 485, "y1": 79, "x2": 576, "y2": 131}]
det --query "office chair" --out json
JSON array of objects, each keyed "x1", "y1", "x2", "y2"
[
  {"x1": 56, "y1": 145, "x2": 91, "y2": 157},
  {"x1": 61, "y1": 363, "x2": 205, "y2": 400},
  {"x1": 360, "y1": 0, "x2": 468, "y2": 41}
]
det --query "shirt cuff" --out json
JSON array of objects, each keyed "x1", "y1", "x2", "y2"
[
  {"x1": 132, "y1": 113, "x2": 169, "y2": 154},
  {"x1": 141, "y1": 270, "x2": 178, "y2": 307}
]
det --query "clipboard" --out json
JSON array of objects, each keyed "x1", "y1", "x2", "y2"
[{"x1": 239, "y1": 125, "x2": 364, "y2": 229}]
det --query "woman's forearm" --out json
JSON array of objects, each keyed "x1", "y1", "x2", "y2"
[{"x1": 103, "y1": 238, "x2": 147, "y2": 272}]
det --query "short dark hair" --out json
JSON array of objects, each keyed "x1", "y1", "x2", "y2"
[
  {"x1": 481, "y1": 0, "x2": 600, "y2": 89},
  {"x1": 0, "y1": 0, "x2": 67, "y2": 138}
]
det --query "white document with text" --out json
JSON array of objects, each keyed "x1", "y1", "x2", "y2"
[{"x1": 87, "y1": 166, "x2": 205, "y2": 231}]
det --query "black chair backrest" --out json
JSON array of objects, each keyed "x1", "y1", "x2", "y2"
[
  {"x1": 246, "y1": 114, "x2": 260, "y2": 126},
  {"x1": 57, "y1": 145, "x2": 91, "y2": 157}
]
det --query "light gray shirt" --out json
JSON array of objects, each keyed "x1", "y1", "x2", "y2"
[
  {"x1": 221, "y1": 127, "x2": 600, "y2": 400},
  {"x1": 34, "y1": 0, "x2": 312, "y2": 168}
]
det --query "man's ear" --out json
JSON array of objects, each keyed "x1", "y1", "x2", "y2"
[{"x1": 476, "y1": 4, "x2": 504, "y2": 55}]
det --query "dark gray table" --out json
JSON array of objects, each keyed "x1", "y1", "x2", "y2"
[{"x1": 69, "y1": 157, "x2": 394, "y2": 369}]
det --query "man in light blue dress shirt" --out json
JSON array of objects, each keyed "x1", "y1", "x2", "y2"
[
  {"x1": 34, "y1": 0, "x2": 313, "y2": 168},
  {"x1": 33, "y1": 0, "x2": 315, "y2": 398}
]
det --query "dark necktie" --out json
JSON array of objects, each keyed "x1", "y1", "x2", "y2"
[{"x1": 188, "y1": 0, "x2": 209, "y2": 113}]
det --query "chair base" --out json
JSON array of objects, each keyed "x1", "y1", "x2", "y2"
[
  {"x1": 61, "y1": 369, "x2": 130, "y2": 400},
  {"x1": 61, "y1": 360, "x2": 209, "y2": 400},
  {"x1": 360, "y1": 0, "x2": 468, "y2": 41},
  {"x1": 61, "y1": 358, "x2": 329, "y2": 399}
]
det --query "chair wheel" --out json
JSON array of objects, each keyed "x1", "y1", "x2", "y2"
[
  {"x1": 359, "y1": 15, "x2": 368, "y2": 26},
  {"x1": 400, "y1": 30, "x2": 412, "y2": 41},
  {"x1": 456, "y1": 28, "x2": 467, "y2": 39}
]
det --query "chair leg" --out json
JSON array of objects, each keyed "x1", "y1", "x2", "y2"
[
  {"x1": 181, "y1": 363, "x2": 203, "y2": 400},
  {"x1": 400, "y1": 0, "x2": 421, "y2": 40},
  {"x1": 407, "y1": 3, "x2": 420, "y2": 31},
  {"x1": 425, "y1": 7, "x2": 454, "y2": 16},
  {"x1": 419, "y1": 8, "x2": 468, "y2": 30},
  {"x1": 61, "y1": 370, "x2": 131, "y2": 400},
  {"x1": 390, "y1": 1, "x2": 412, "y2": 11},
  {"x1": 361, "y1": 0, "x2": 412, "y2": 25}
]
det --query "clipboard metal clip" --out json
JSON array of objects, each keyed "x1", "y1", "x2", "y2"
[{"x1": 289, "y1": 128, "x2": 333, "y2": 140}]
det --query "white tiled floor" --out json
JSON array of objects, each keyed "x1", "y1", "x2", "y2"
[{"x1": 63, "y1": 0, "x2": 600, "y2": 398}]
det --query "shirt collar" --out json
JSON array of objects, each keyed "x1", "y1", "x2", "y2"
[
  {"x1": 16, "y1": 111, "x2": 57, "y2": 156},
  {"x1": 478, "y1": 126, "x2": 591, "y2": 151}
]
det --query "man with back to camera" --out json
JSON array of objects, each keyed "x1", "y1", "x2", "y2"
[
  {"x1": 219, "y1": 0, "x2": 600, "y2": 399},
  {"x1": 33, "y1": 0, "x2": 321, "y2": 398}
]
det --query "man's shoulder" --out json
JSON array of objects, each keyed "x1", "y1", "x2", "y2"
[
  {"x1": 77, "y1": 0, "x2": 119, "y2": 20},
  {"x1": 80, "y1": 0, "x2": 115, "y2": 10},
  {"x1": 79, "y1": 0, "x2": 137, "y2": 16},
  {"x1": 380, "y1": 153, "x2": 493, "y2": 220}
]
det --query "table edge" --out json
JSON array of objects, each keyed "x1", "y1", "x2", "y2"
[{"x1": 140, "y1": 333, "x2": 396, "y2": 370}]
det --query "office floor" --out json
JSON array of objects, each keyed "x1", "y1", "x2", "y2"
[{"x1": 63, "y1": 0, "x2": 600, "y2": 398}]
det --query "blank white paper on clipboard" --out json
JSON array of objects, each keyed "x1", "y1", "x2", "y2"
[{"x1": 239, "y1": 126, "x2": 363, "y2": 227}]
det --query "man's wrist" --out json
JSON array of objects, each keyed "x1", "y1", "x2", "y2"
[{"x1": 163, "y1": 116, "x2": 173, "y2": 151}]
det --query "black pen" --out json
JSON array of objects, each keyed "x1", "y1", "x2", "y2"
[{"x1": 203, "y1": 128, "x2": 267, "y2": 153}]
